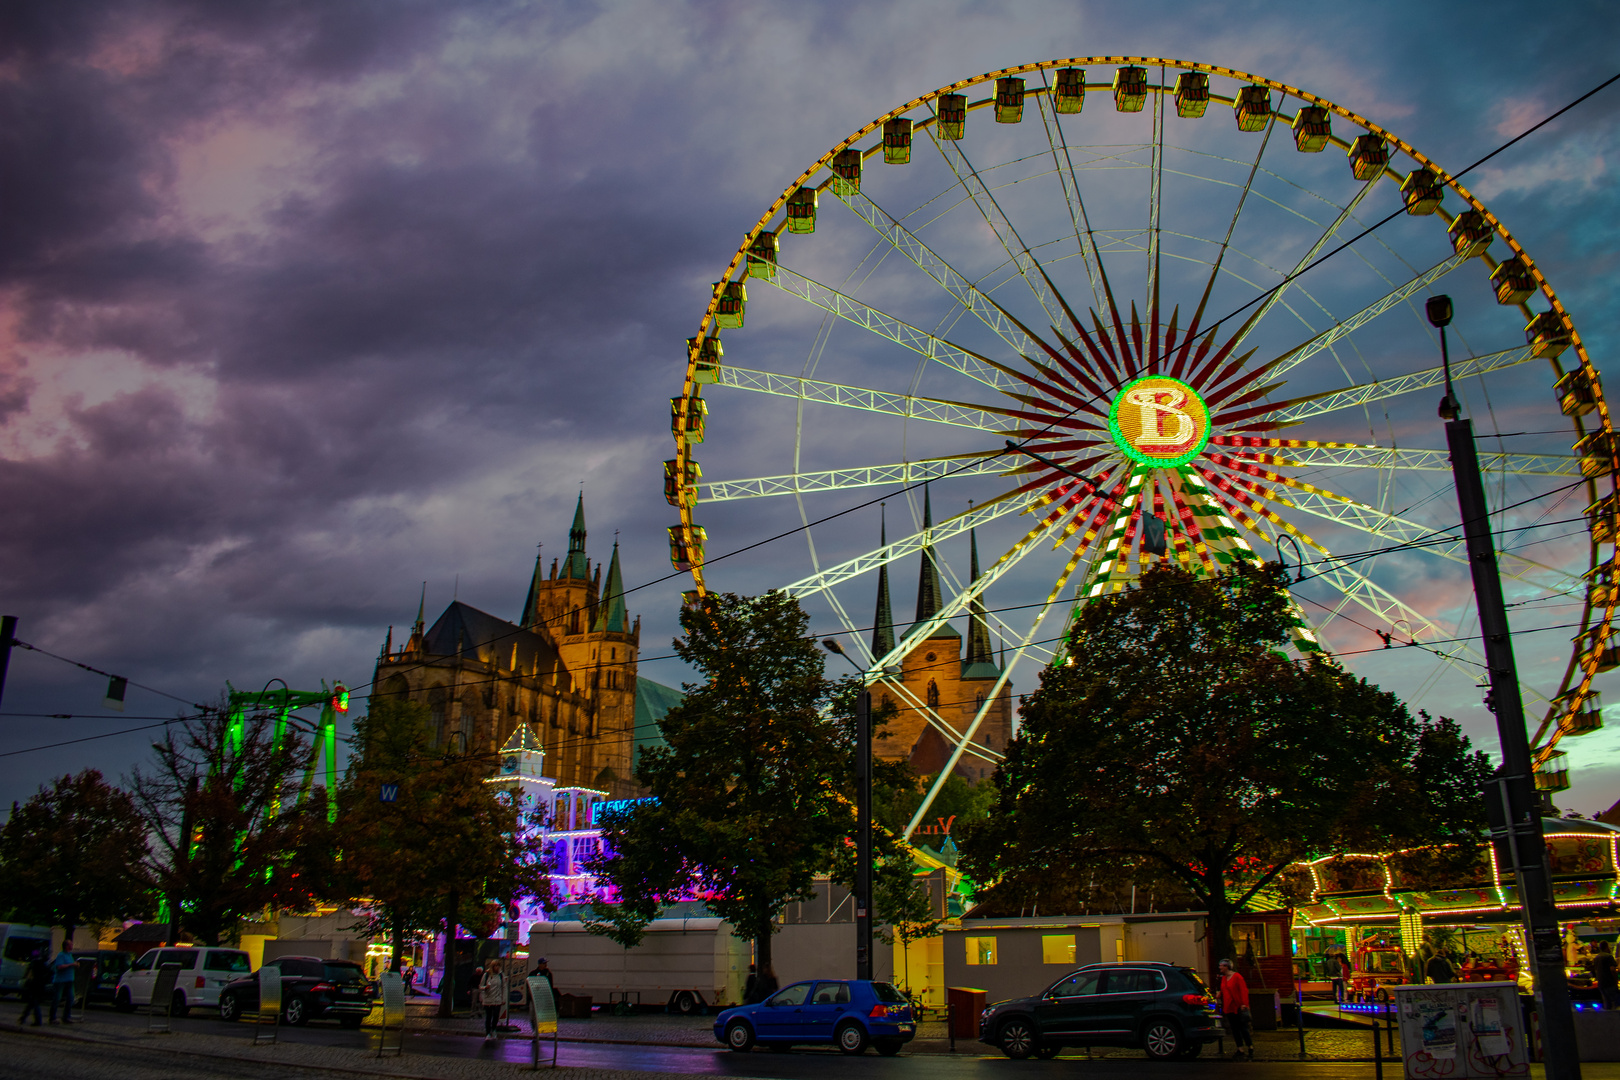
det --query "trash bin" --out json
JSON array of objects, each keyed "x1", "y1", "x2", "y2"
[
  {"x1": 1391, "y1": 981, "x2": 1526, "y2": 1077},
  {"x1": 947, "y1": 987, "x2": 986, "y2": 1039}
]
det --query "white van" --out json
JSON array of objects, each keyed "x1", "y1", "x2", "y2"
[
  {"x1": 0, "y1": 924, "x2": 52, "y2": 995},
  {"x1": 115, "y1": 946, "x2": 251, "y2": 1015}
]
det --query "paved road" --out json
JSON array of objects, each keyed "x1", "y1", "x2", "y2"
[{"x1": 1, "y1": 1007, "x2": 1417, "y2": 1080}]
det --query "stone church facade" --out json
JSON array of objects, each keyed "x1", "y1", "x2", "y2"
[{"x1": 370, "y1": 495, "x2": 664, "y2": 799}]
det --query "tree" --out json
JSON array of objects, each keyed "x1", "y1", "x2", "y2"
[
  {"x1": 130, "y1": 707, "x2": 313, "y2": 947},
  {"x1": 327, "y1": 697, "x2": 552, "y2": 1017},
  {"x1": 876, "y1": 769, "x2": 997, "y2": 840},
  {"x1": 960, "y1": 562, "x2": 1493, "y2": 968},
  {"x1": 586, "y1": 591, "x2": 856, "y2": 971},
  {"x1": 0, "y1": 770, "x2": 154, "y2": 940}
]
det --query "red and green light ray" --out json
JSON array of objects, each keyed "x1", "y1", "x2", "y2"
[{"x1": 979, "y1": 281, "x2": 1370, "y2": 659}]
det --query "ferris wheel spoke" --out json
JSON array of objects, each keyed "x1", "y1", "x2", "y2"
[
  {"x1": 1227, "y1": 173, "x2": 1382, "y2": 354},
  {"x1": 712, "y1": 365, "x2": 1011, "y2": 432},
  {"x1": 1030, "y1": 84, "x2": 1106, "y2": 310},
  {"x1": 1264, "y1": 250, "x2": 1474, "y2": 382},
  {"x1": 782, "y1": 498, "x2": 1031, "y2": 600},
  {"x1": 763, "y1": 263, "x2": 1021, "y2": 394},
  {"x1": 1214, "y1": 438, "x2": 1579, "y2": 477},
  {"x1": 903, "y1": 521, "x2": 1100, "y2": 839},
  {"x1": 838, "y1": 190, "x2": 1055, "y2": 362},
  {"x1": 700, "y1": 454, "x2": 1012, "y2": 503},
  {"x1": 931, "y1": 133, "x2": 1070, "y2": 333},
  {"x1": 869, "y1": 507, "x2": 1069, "y2": 677},
  {"x1": 1263, "y1": 346, "x2": 1541, "y2": 425},
  {"x1": 1202, "y1": 456, "x2": 1585, "y2": 593}
]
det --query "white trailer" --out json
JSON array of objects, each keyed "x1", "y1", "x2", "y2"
[{"x1": 528, "y1": 916, "x2": 748, "y2": 1014}]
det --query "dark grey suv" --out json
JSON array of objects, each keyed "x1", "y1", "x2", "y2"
[{"x1": 979, "y1": 962, "x2": 1221, "y2": 1060}]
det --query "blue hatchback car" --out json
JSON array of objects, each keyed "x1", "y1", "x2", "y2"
[{"x1": 715, "y1": 979, "x2": 916, "y2": 1055}]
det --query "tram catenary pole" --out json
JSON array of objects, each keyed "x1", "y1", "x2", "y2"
[
  {"x1": 823, "y1": 639, "x2": 873, "y2": 981},
  {"x1": 1428, "y1": 295, "x2": 1580, "y2": 1079}
]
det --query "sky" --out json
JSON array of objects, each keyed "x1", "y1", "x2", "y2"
[{"x1": 1, "y1": 0, "x2": 1618, "y2": 818}]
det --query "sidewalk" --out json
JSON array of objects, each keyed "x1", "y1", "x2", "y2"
[{"x1": 0, "y1": 1020, "x2": 704, "y2": 1080}]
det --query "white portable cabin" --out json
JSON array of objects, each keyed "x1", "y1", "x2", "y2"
[
  {"x1": 528, "y1": 915, "x2": 748, "y2": 1014},
  {"x1": 0, "y1": 923, "x2": 53, "y2": 994}
]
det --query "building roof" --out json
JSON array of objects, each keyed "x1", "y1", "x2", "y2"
[
  {"x1": 423, "y1": 601, "x2": 559, "y2": 676},
  {"x1": 634, "y1": 676, "x2": 682, "y2": 760}
]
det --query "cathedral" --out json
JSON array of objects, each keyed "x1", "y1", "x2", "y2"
[
  {"x1": 869, "y1": 488, "x2": 1013, "y2": 783},
  {"x1": 370, "y1": 496, "x2": 677, "y2": 799}
]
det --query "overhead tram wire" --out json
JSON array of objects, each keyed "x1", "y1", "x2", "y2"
[
  {"x1": 7, "y1": 638, "x2": 211, "y2": 711},
  {"x1": 221, "y1": 77, "x2": 1620, "y2": 710},
  {"x1": 1190, "y1": 70, "x2": 1620, "y2": 340}
]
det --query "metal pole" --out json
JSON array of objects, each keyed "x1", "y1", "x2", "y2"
[
  {"x1": 1296, "y1": 979, "x2": 1305, "y2": 1059},
  {"x1": 0, "y1": 616, "x2": 16, "y2": 712},
  {"x1": 1427, "y1": 296, "x2": 1581, "y2": 1079},
  {"x1": 855, "y1": 686, "x2": 873, "y2": 981}
]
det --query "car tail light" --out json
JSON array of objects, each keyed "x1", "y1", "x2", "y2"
[
  {"x1": 1182, "y1": 994, "x2": 1206, "y2": 1006},
  {"x1": 195, "y1": 977, "x2": 206, "y2": 989},
  {"x1": 869, "y1": 1004, "x2": 890, "y2": 1018},
  {"x1": 310, "y1": 982, "x2": 335, "y2": 993}
]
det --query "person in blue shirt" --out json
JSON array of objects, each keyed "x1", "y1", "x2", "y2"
[{"x1": 49, "y1": 946, "x2": 78, "y2": 1024}]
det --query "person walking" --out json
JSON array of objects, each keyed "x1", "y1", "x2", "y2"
[
  {"x1": 18, "y1": 948, "x2": 48, "y2": 1027},
  {"x1": 478, "y1": 959, "x2": 506, "y2": 1041},
  {"x1": 1218, "y1": 958, "x2": 1254, "y2": 1060},
  {"x1": 754, "y1": 963, "x2": 779, "y2": 1003},
  {"x1": 48, "y1": 944, "x2": 78, "y2": 1024},
  {"x1": 1325, "y1": 952, "x2": 1345, "y2": 1004},
  {"x1": 1594, "y1": 941, "x2": 1620, "y2": 1010}
]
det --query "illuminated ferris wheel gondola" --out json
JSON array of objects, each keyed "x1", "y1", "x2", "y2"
[{"x1": 668, "y1": 58, "x2": 1616, "y2": 802}]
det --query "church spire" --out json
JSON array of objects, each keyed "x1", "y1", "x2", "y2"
[
  {"x1": 914, "y1": 484, "x2": 941, "y2": 624},
  {"x1": 521, "y1": 542, "x2": 544, "y2": 628},
  {"x1": 405, "y1": 583, "x2": 427, "y2": 656},
  {"x1": 966, "y1": 525, "x2": 996, "y2": 669},
  {"x1": 872, "y1": 506, "x2": 895, "y2": 659},
  {"x1": 593, "y1": 540, "x2": 628, "y2": 633},
  {"x1": 562, "y1": 492, "x2": 589, "y2": 580},
  {"x1": 906, "y1": 483, "x2": 959, "y2": 641}
]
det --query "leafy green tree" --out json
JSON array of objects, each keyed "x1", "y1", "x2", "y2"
[
  {"x1": 0, "y1": 770, "x2": 154, "y2": 939},
  {"x1": 130, "y1": 708, "x2": 313, "y2": 946},
  {"x1": 960, "y1": 562, "x2": 1493, "y2": 967},
  {"x1": 876, "y1": 769, "x2": 997, "y2": 840},
  {"x1": 586, "y1": 591, "x2": 857, "y2": 971},
  {"x1": 325, "y1": 697, "x2": 552, "y2": 1017}
]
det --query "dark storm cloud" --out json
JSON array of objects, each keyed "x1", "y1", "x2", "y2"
[{"x1": 1, "y1": 0, "x2": 1617, "y2": 812}]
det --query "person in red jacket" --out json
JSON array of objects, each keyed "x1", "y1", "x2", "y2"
[{"x1": 1218, "y1": 958, "x2": 1254, "y2": 1060}]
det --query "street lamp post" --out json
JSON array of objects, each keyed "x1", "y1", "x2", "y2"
[
  {"x1": 823, "y1": 639, "x2": 874, "y2": 981},
  {"x1": 1427, "y1": 295, "x2": 1580, "y2": 1080}
]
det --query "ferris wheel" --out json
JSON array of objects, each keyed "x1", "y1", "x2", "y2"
[{"x1": 668, "y1": 58, "x2": 1617, "y2": 799}]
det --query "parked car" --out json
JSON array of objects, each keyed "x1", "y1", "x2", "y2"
[
  {"x1": 0, "y1": 924, "x2": 52, "y2": 996},
  {"x1": 114, "y1": 946, "x2": 251, "y2": 1015},
  {"x1": 713, "y1": 979, "x2": 915, "y2": 1055},
  {"x1": 978, "y1": 962, "x2": 1220, "y2": 1061},
  {"x1": 217, "y1": 955, "x2": 377, "y2": 1028},
  {"x1": 71, "y1": 949, "x2": 133, "y2": 1004}
]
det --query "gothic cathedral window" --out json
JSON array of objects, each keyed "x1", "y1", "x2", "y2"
[{"x1": 927, "y1": 680, "x2": 939, "y2": 709}]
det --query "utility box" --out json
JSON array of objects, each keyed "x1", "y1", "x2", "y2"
[
  {"x1": 1249, "y1": 989, "x2": 1278, "y2": 1030},
  {"x1": 1391, "y1": 982, "x2": 1527, "y2": 1078},
  {"x1": 947, "y1": 986, "x2": 986, "y2": 1038}
]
